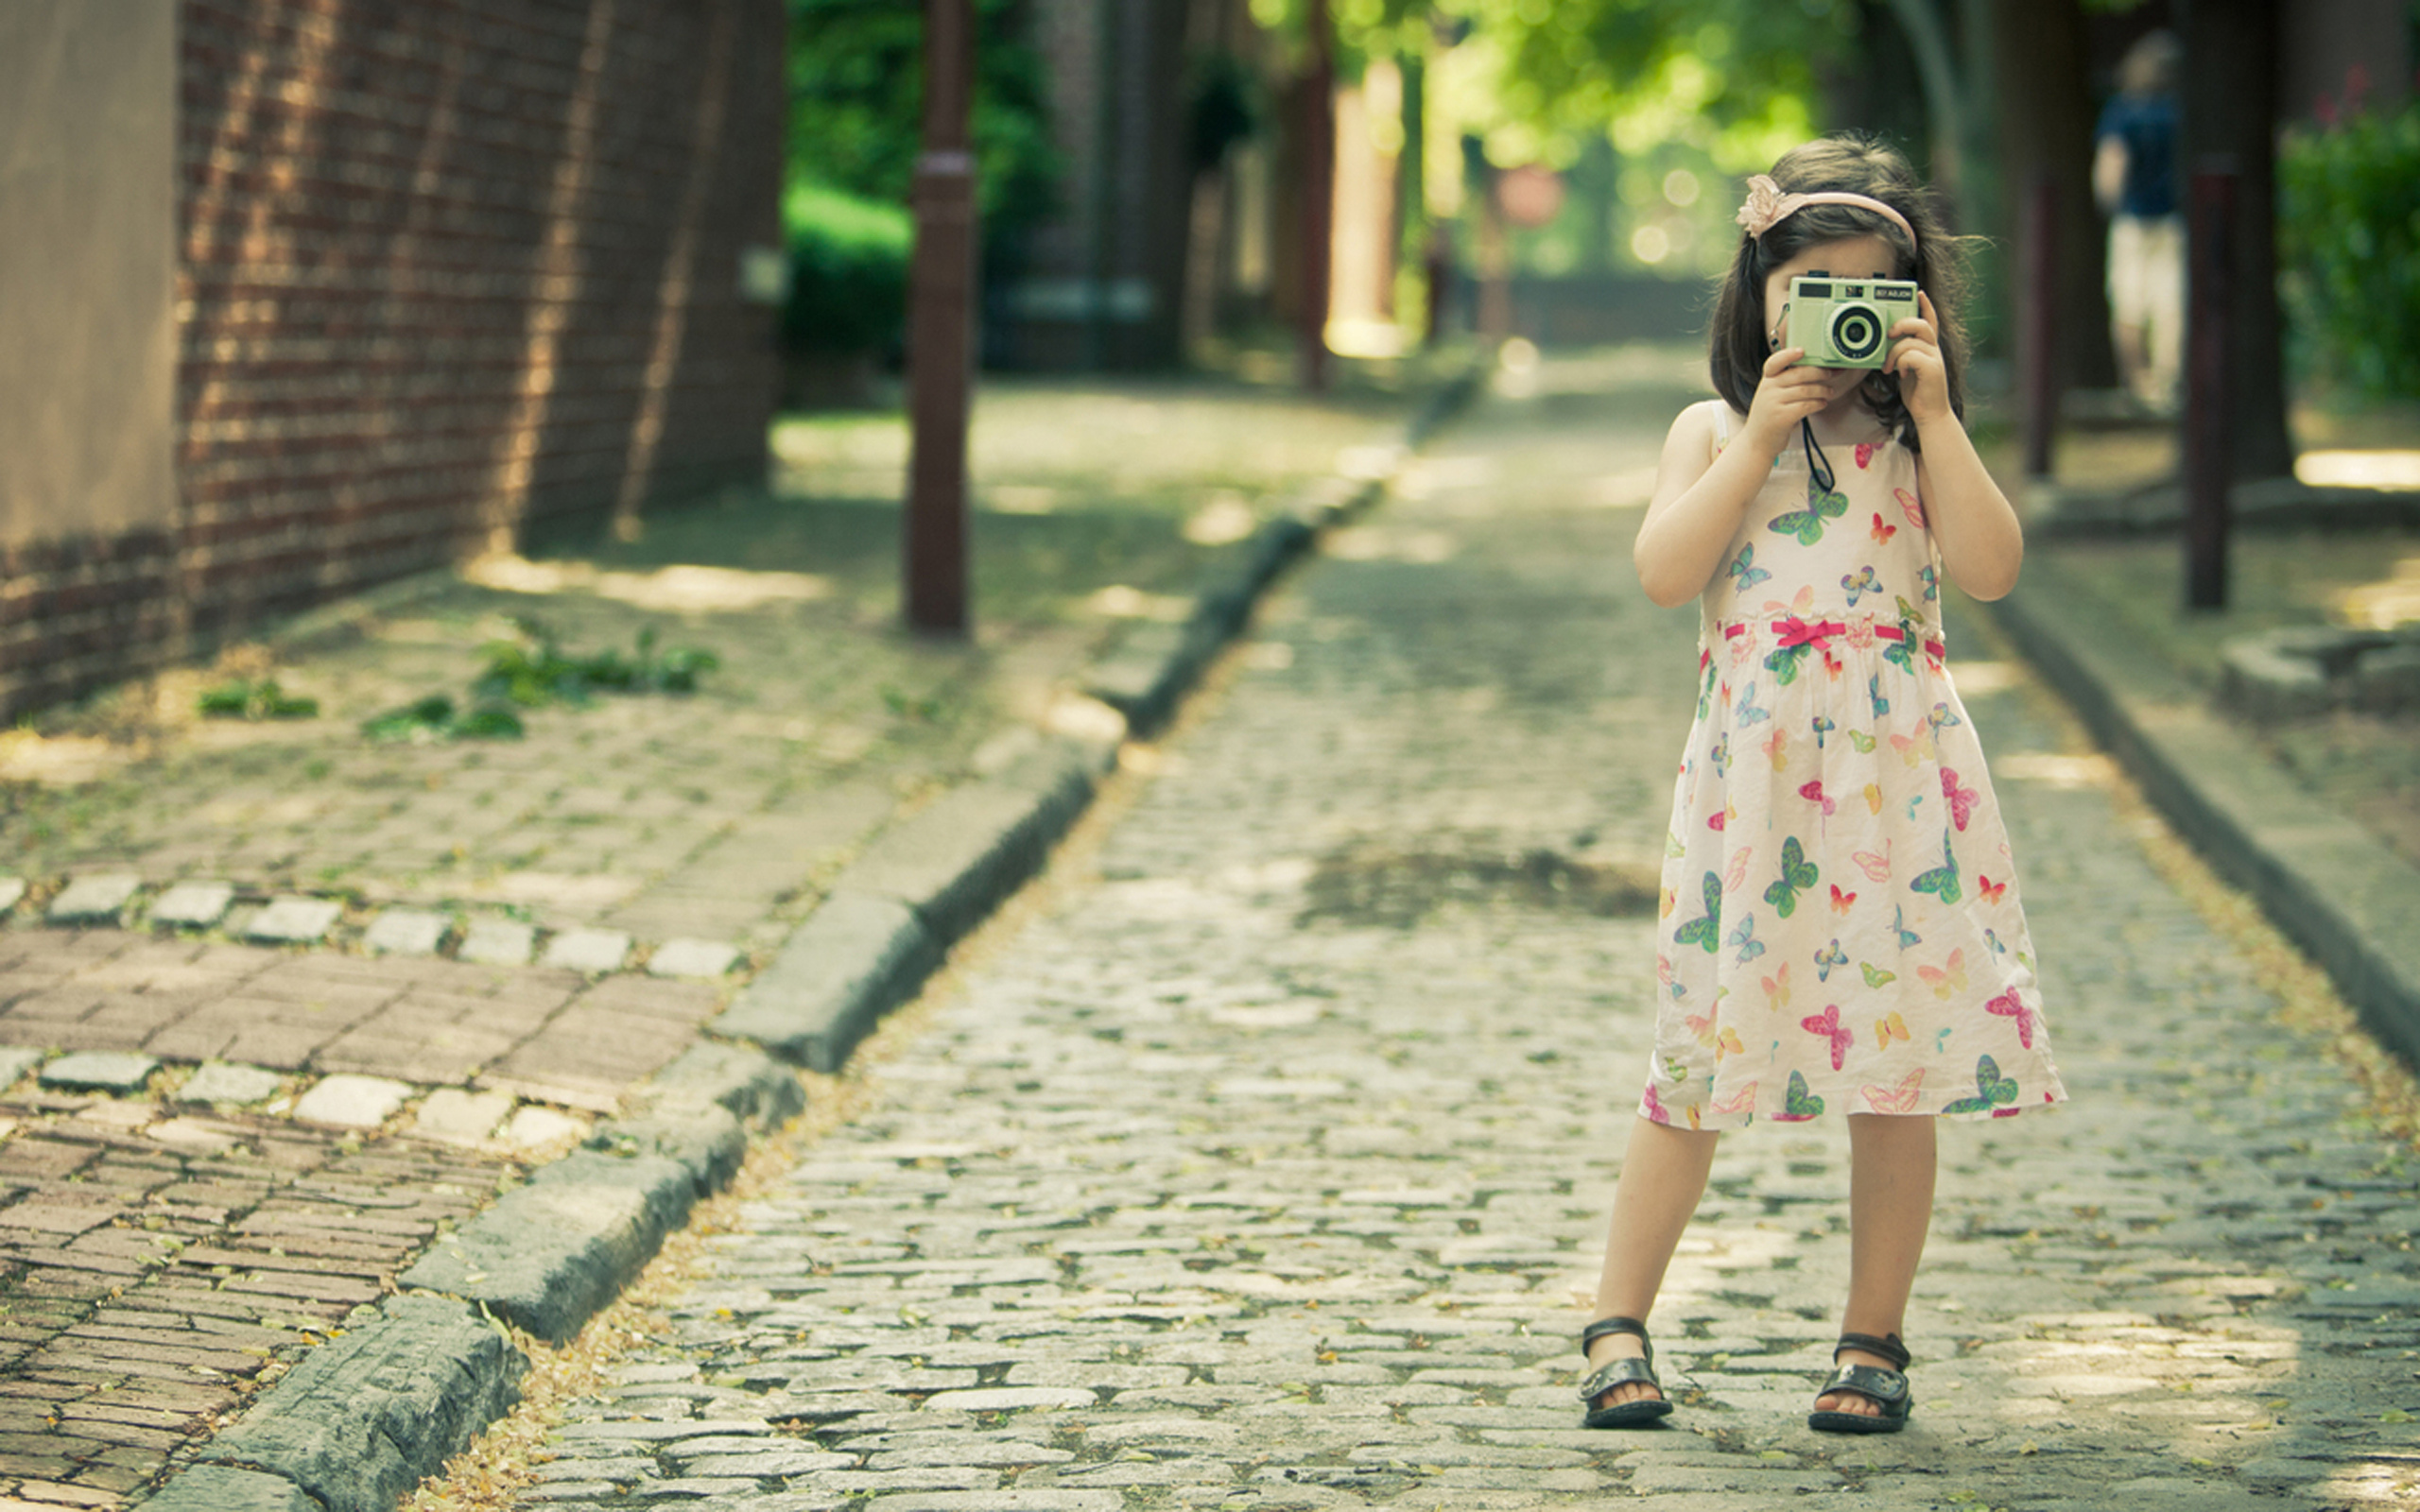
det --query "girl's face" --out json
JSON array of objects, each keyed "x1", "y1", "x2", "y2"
[{"x1": 1761, "y1": 233, "x2": 1899, "y2": 407}]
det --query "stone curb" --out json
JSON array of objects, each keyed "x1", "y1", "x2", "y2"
[
  {"x1": 165, "y1": 1294, "x2": 522, "y2": 1512},
  {"x1": 1983, "y1": 559, "x2": 2420, "y2": 1069},
  {"x1": 134, "y1": 1042, "x2": 805, "y2": 1508},
  {"x1": 2023, "y1": 476, "x2": 2420, "y2": 539},
  {"x1": 710, "y1": 356, "x2": 1490, "y2": 1075}
]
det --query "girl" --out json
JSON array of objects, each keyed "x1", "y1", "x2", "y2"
[{"x1": 1577, "y1": 135, "x2": 2066, "y2": 1435}]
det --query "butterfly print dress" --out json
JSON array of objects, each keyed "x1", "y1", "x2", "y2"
[{"x1": 1642, "y1": 402, "x2": 2066, "y2": 1128}]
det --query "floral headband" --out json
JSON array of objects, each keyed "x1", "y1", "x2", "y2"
[{"x1": 1736, "y1": 174, "x2": 1918, "y2": 255}]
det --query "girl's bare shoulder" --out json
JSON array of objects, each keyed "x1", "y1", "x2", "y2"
[{"x1": 1666, "y1": 399, "x2": 1744, "y2": 458}]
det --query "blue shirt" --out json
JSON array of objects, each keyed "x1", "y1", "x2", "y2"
[{"x1": 2096, "y1": 94, "x2": 2179, "y2": 219}]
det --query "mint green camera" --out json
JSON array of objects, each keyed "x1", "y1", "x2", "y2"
[{"x1": 1786, "y1": 276, "x2": 1917, "y2": 369}]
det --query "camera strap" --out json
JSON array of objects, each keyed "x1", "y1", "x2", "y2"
[{"x1": 1799, "y1": 419, "x2": 1837, "y2": 494}]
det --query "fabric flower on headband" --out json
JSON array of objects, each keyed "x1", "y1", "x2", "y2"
[
  {"x1": 1736, "y1": 176, "x2": 1796, "y2": 238},
  {"x1": 1735, "y1": 174, "x2": 1919, "y2": 252}
]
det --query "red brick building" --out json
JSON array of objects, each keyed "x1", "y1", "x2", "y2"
[{"x1": 0, "y1": 0, "x2": 786, "y2": 720}]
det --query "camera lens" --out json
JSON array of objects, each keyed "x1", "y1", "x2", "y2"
[{"x1": 1829, "y1": 301, "x2": 1882, "y2": 362}]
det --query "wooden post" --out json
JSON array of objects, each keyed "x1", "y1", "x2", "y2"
[
  {"x1": 2184, "y1": 159, "x2": 2236, "y2": 611},
  {"x1": 2020, "y1": 173, "x2": 2057, "y2": 480},
  {"x1": 906, "y1": 0, "x2": 976, "y2": 635}
]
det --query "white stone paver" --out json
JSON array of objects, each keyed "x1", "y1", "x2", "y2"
[
  {"x1": 148, "y1": 881, "x2": 235, "y2": 930},
  {"x1": 246, "y1": 896, "x2": 343, "y2": 944},
  {"x1": 501, "y1": 1105, "x2": 591, "y2": 1150},
  {"x1": 542, "y1": 928, "x2": 632, "y2": 973},
  {"x1": 365, "y1": 907, "x2": 451, "y2": 955},
  {"x1": 46, "y1": 873, "x2": 141, "y2": 925},
  {"x1": 410, "y1": 1088, "x2": 517, "y2": 1145},
  {"x1": 646, "y1": 938, "x2": 741, "y2": 979},
  {"x1": 291, "y1": 1074, "x2": 414, "y2": 1128},
  {"x1": 175, "y1": 1061, "x2": 285, "y2": 1107},
  {"x1": 39, "y1": 1052, "x2": 161, "y2": 1094},
  {"x1": 459, "y1": 919, "x2": 538, "y2": 966}
]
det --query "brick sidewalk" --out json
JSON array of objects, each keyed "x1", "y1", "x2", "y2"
[{"x1": 0, "y1": 368, "x2": 1437, "y2": 1509}]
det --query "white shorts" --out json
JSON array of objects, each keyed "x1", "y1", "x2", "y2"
[{"x1": 2106, "y1": 215, "x2": 2183, "y2": 332}]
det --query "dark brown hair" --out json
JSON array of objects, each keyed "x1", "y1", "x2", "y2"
[{"x1": 1708, "y1": 134, "x2": 1971, "y2": 451}]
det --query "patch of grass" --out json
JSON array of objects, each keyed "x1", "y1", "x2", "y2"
[
  {"x1": 474, "y1": 621, "x2": 718, "y2": 708},
  {"x1": 361, "y1": 696, "x2": 526, "y2": 745},
  {"x1": 198, "y1": 679, "x2": 320, "y2": 720}
]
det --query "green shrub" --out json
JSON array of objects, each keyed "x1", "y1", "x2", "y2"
[
  {"x1": 782, "y1": 179, "x2": 912, "y2": 358},
  {"x1": 2279, "y1": 96, "x2": 2420, "y2": 398}
]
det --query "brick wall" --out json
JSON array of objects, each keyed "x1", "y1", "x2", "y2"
[{"x1": 0, "y1": 0, "x2": 784, "y2": 718}]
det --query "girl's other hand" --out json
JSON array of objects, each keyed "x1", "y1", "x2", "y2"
[
  {"x1": 1743, "y1": 346, "x2": 1833, "y2": 453},
  {"x1": 1887, "y1": 290, "x2": 1950, "y2": 424}
]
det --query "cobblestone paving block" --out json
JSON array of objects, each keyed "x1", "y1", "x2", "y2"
[
  {"x1": 460, "y1": 919, "x2": 539, "y2": 966},
  {"x1": 647, "y1": 938, "x2": 741, "y2": 979},
  {"x1": 45, "y1": 873, "x2": 140, "y2": 925},
  {"x1": 176, "y1": 1060, "x2": 288, "y2": 1106},
  {"x1": 191, "y1": 1293, "x2": 525, "y2": 1512},
  {"x1": 291, "y1": 1073, "x2": 413, "y2": 1127},
  {"x1": 0, "y1": 876, "x2": 25, "y2": 915},
  {"x1": 364, "y1": 907, "x2": 451, "y2": 956},
  {"x1": 712, "y1": 891, "x2": 939, "y2": 1073},
  {"x1": 147, "y1": 879, "x2": 236, "y2": 930},
  {"x1": 245, "y1": 896, "x2": 344, "y2": 945},
  {"x1": 501, "y1": 354, "x2": 2420, "y2": 1512},
  {"x1": 36, "y1": 1049, "x2": 160, "y2": 1093},
  {"x1": 413, "y1": 1087, "x2": 517, "y2": 1144},
  {"x1": 543, "y1": 928, "x2": 633, "y2": 974}
]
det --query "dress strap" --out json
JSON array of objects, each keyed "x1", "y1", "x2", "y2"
[{"x1": 1711, "y1": 404, "x2": 1731, "y2": 456}]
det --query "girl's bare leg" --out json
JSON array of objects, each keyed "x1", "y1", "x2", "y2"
[
  {"x1": 1584, "y1": 1118, "x2": 1720, "y2": 1408},
  {"x1": 1819, "y1": 1113, "x2": 1937, "y2": 1416}
]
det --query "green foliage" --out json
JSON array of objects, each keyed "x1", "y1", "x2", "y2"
[
  {"x1": 361, "y1": 695, "x2": 524, "y2": 744},
  {"x1": 786, "y1": 0, "x2": 1062, "y2": 233},
  {"x1": 1429, "y1": 0, "x2": 1847, "y2": 172},
  {"x1": 782, "y1": 180, "x2": 913, "y2": 357},
  {"x1": 783, "y1": 1, "x2": 1063, "y2": 356},
  {"x1": 2279, "y1": 97, "x2": 2420, "y2": 398},
  {"x1": 473, "y1": 623, "x2": 719, "y2": 707},
  {"x1": 363, "y1": 625, "x2": 717, "y2": 743},
  {"x1": 198, "y1": 679, "x2": 318, "y2": 720}
]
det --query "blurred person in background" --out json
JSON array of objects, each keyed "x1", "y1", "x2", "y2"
[{"x1": 2094, "y1": 29, "x2": 2183, "y2": 412}]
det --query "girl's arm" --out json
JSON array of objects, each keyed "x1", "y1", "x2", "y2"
[
  {"x1": 1892, "y1": 291, "x2": 2024, "y2": 601},
  {"x1": 1635, "y1": 349, "x2": 1837, "y2": 608}
]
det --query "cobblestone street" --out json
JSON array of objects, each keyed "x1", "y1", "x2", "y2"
[{"x1": 502, "y1": 352, "x2": 2420, "y2": 1511}]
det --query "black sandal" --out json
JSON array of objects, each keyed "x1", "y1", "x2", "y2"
[
  {"x1": 1577, "y1": 1315, "x2": 1675, "y2": 1429},
  {"x1": 1807, "y1": 1331, "x2": 1912, "y2": 1434}
]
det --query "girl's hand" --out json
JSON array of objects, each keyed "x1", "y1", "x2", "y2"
[
  {"x1": 1886, "y1": 290, "x2": 1952, "y2": 424},
  {"x1": 1742, "y1": 345, "x2": 1834, "y2": 454}
]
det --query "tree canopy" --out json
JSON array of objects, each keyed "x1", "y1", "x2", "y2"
[{"x1": 786, "y1": 0, "x2": 1062, "y2": 233}]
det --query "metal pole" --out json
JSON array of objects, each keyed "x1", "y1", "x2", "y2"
[
  {"x1": 2020, "y1": 172, "x2": 2057, "y2": 480},
  {"x1": 906, "y1": 0, "x2": 976, "y2": 636},
  {"x1": 1296, "y1": 0, "x2": 1333, "y2": 391},
  {"x1": 2184, "y1": 159, "x2": 2236, "y2": 612}
]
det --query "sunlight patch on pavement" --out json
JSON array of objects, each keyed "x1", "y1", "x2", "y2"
[
  {"x1": 1995, "y1": 752, "x2": 2118, "y2": 789},
  {"x1": 2294, "y1": 449, "x2": 2420, "y2": 490},
  {"x1": 462, "y1": 555, "x2": 832, "y2": 611},
  {"x1": 0, "y1": 731, "x2": 137, "y2": 785},
  {"x1": 2336, "y1": 553, "x2": 2420, "y2": 629}
]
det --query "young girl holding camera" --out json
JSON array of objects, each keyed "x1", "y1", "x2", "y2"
[{"x1": 1578, "y1": 135, "x2": 2066, "y2": 1435}]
